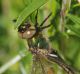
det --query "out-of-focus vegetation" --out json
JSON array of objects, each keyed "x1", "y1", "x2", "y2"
[{"x1": 0, "y1": 0, "x2": 80, "y2": 74}]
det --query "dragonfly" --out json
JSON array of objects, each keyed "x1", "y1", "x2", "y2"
[{"x1": 18, "y1": 10, "x2": 75, "y2": 74}]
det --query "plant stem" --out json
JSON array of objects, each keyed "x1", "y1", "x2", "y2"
[
  {"x1": 59, "y1": 0, "x2": 71, "y2": 32},
  {"x1": 0, "y1": 50, "x2": 28, "y2": 74}
]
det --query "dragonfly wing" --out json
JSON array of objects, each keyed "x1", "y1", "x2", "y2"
[
  {"x1": 31, "y1": 55, "x2": 46, "y2": 74},
  {"x1": 30, "y1": 55, "x2": 55, "y2": 74},
  {"x1": 39, "y1": 55, "x2": 55, "y2": 74},
  {"x1": 47, "y1": 50, "x2": 76, "y2": 74}
]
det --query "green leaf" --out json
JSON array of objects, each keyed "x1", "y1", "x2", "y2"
[
  {"x1": 67, "y1": 14, "x2": 80, "y2": 25},
  {"x1": 66, "y1": 14, "x2": 80, "y2": 37},
  {"x1": 66, "y1": 25, "x2": 80, "y2": 38},
  {"x1": 63, "y1": 35, "x2": 80, "y2": 68},
  {"x1": 16, "y1": 0, "x2": 49, "y2": 28}
]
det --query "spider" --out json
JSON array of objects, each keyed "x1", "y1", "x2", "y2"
[{"x1": 18, "y1": 10, "x2": 75, "y2": 74}]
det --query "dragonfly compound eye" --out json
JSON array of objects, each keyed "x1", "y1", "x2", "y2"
[
  {"x1": 18, "y1": 23, "x2": 36, "y2": 39},
  {"x1": 18, "y1": 23, "x2": 31, "y2": 33}
]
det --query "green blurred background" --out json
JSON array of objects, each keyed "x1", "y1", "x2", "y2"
[{"x1": 0, "y1": 0, "x2": 80, "y2": 74}]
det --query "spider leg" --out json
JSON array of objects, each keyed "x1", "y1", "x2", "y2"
[
  {"x1": 35, "y1": 10, "x2": 38, "y2": 28},
  {"x1": 40, "y1": 12, "x2": 52, "y2": 27}
]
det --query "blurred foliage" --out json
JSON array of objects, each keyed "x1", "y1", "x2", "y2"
[{"x1": 0, "y1": 0, "x2": 80, "y2": 74}]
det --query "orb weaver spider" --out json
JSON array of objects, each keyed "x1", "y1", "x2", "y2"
[{"x1": 18, "y1": 10, "x2": 75, "y2": 74}]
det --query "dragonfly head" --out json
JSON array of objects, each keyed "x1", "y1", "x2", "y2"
[
  {"x1": 18, "y1": 23, "x2": 36, "y2": 39},
  {"x1": 18, "y1": 23, "x2": 31, "y2": 33}
]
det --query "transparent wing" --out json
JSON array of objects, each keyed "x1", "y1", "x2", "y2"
[
  {"x1": 47, "y1": 51, "x2": 76, "y2": 74},
  {"x1": 31, "y1": 55, "x2": 46, "y2": 74},
  {"x1": 30, "y1": 55, "x2": 55, "y2": 74}
]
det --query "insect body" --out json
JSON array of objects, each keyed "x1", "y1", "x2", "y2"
[{"x1": 18, "y1": 11, "x2": 75, "y2": 74}]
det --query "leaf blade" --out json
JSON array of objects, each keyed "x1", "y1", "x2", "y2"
[{"x1": 16, "y1": 0, "x2": 49, "y2": 28}]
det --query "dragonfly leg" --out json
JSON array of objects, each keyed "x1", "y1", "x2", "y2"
[
  {"x1": 35, "y1": 10, "x2": 38, "y2": 28},
  {"x1": 40, "y1": 12, "x2": 52, "y2": 27}
]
